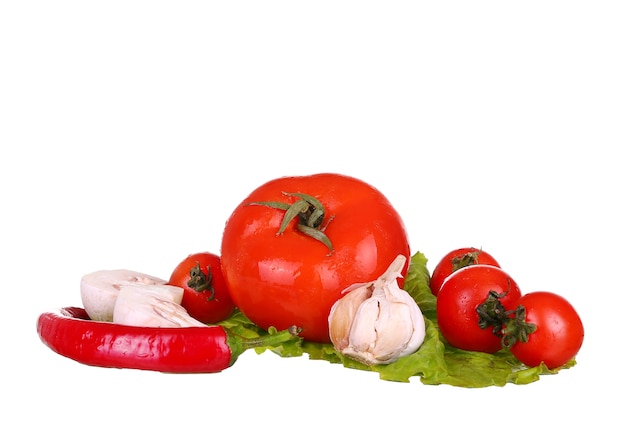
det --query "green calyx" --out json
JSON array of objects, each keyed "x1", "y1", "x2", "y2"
[
  {"x1": 247, "y1": 192, "x2": 335, "y2": 253},
  {"x1": 500, "y1": 305, "x2": 537, "y2": 349},
  {"x1": 475, "y1": 285, "x2": 537, "y2": 349},
  {"x1": 451, "y1": 250, "x2": 481, "y2": 272},
  {"x1": 187, "y1": 262, "x2": 215, "y2": 301},
  {"x1": 476, "y1": 289, "x2": 510, "y2": 337}
]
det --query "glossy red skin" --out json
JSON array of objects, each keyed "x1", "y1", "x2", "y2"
[
  {"x1": 220, "y1": 173, "x2": 411, "y2": 343},
  {"x1": 429, "y1": 247, "x2": 500, "y2": 296},
  {"x1": 436, "y1": 264, "x2": 522, "y2": 353},
  {"x1": 168, "y1": 252, "x2": 236, "y2": 324},
  {"x1": 510, "y1": 291, "x2": 584, "y2": 369},
  {"x1": 37, "y1": 307, "x2": 233, "y2": 373}
]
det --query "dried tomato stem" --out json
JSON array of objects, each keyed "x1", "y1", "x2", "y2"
[{"x1": 187, "y1": 262, "x2": 215, "y2": 301}]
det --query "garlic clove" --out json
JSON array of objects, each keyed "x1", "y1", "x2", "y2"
[
  {"x1": 328, "y1": 284, "x2": 374, "y2": 351},
  {"x1": 113, "y1": 284, "x2": 205, "y2": 328},
  {"x1": 372, "y1": 297, "x2": 416, "y2": 363},
  {"x1": 80, "y1": 269, "x2": 169, "y2": 321},
  {"x1": 343, "y1": 292, "x2": 381, "y2": 354},
  {"x1": 391, "y1": 286, "x2": 426, "y2": 355}
]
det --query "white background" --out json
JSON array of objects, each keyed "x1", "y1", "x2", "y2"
[{"x1": 2, "y1": 1, "x2": 624, "y2": 421}]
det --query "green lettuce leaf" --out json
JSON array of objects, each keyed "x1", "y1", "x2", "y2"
[{"x1": 219, "y1": 252, "x2": 576, "y2": 387}]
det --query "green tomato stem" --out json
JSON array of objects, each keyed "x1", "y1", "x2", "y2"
[
  {"x1": 246, "y1": 191, "x2": 335, "y2": 253},
  {"x1": 475, "y1": 286, "x2": 537, "y2": 349}
]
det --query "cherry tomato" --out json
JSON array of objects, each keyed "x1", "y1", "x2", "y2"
[
  {"x1": 220, "y1": 173, "x2": 411, "y2": 343},
  {"x1": 509, "y1": 291, "x2": 584, "y2": 369},
  {"x1": 429, "y1": 247, "x2": 500, "y2": 296},
  {"x1": 168, "y1": 252, "x2": 236, "y2": 324},
  {"x1": 436, "y1": 264, "x2": 522, "y2": 353}
]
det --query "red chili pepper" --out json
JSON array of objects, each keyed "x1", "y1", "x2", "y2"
[{"x1": 37, "y1": 307, "x2": 300, "y2": 373}]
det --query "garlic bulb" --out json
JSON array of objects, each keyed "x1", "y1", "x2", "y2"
[{"x1": 328, "y1": 254, "x2": 426, "y2": 365}]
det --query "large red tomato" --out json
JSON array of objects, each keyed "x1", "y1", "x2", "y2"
[{"x1": 220, "y1": 173, "x2": 411, "y2": 343}]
